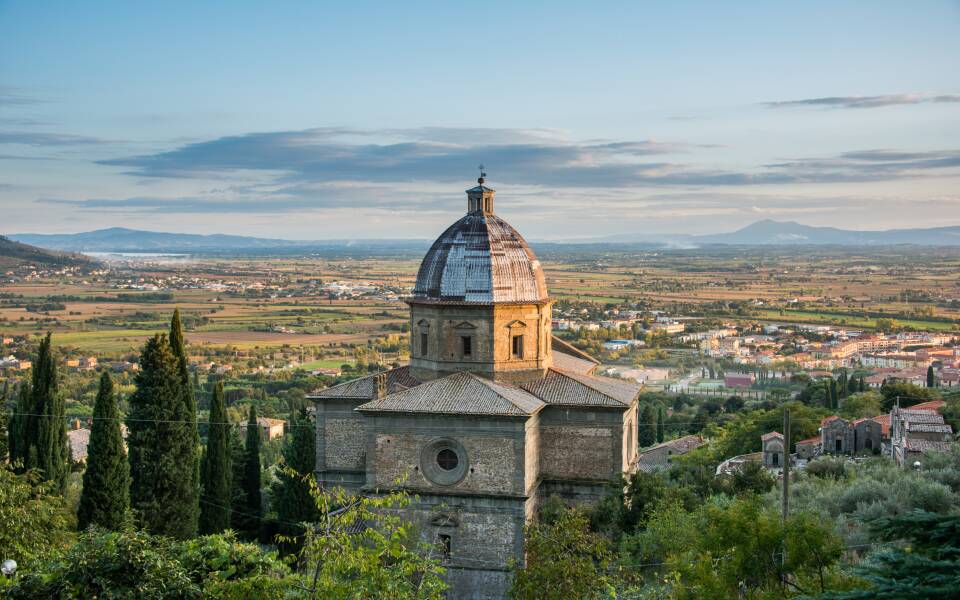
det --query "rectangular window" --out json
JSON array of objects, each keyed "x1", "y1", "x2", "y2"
[
  {"x1": 437, "y1": 534, "x2": 452, "y2": 559},
  {"x1": 512, "y1": 334, "x2": 524, "y2": 358},
  {"x1": 461, "y1": 335, "x2": 472, "y2": 357},
  {"x1": 420, "y1": 332, "x2": 429, "y2": 356}
]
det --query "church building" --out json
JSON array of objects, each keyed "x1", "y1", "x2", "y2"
[{"x1": 309, "y1": 177, "x2": 641, "y2": 599}]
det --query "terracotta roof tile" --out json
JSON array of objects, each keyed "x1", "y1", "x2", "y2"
[{"x1": 356, "y1": 372, "x2": 544, "y2": 416}]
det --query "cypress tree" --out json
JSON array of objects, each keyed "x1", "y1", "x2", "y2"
[
  {"x1": 838, "y1": 370, "x2": 848, "y2": 399},
  {"x1": 829, "y1": 379, "x2": 839, "y2": 410},
  {"x1": 859, "y1": 375, "x2": 866, "y2": 392},
  {"x1": 78, "y1": 371, "x2": 130, "y2": 530},
  {"x1": 272, "y1": 407, "x2": 317, "y2": 546},
  {"x1": 638, "y1": 404, "x2": 656, "y2": 448},
  {"x1": 229, "y1": 427, "x2": 248, "y2": 531},
  {"x1": 847, "y1": 373, "x2": 859, "y2": 395},
  {"x1": 655, "y1": 406, "x2": 665, "y2": 444},
  {"x1": 169, "y1": 309, "x2": 201, "y2": 534},
  {"x1": 127, "y1": 334, "x2": 197, "y2": 538},
  {"x1": 927, "y1": 365, "x2": 936, "y2": 388},
  {"x1": 18, "y1": 334, "x2": 68, "y2": 487},
  {"x1": 237, "y1": 404, "x2": 262, "y2": 539},
  {"x1": 199, "y1": 381, "x2": 232, "y2": 534},
  {"x1": 8, "y1": 380, "x2": 30, "y2": 467},
  {"x1": 0, "y1": 382, "x2": 8, "y2": 462}
]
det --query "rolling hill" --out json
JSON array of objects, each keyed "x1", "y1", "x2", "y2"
[{"x1": 0, "y1": 235, "x2": 98, "y2": 268}]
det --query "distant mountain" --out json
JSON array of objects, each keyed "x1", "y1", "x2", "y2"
[
  {"x1": 695, "y1": 220, "x2": 960, "y2": 245},
  {"x1": 10, "y1": 227, "x2": 301, "y2": 252},
  {"x1": 593, "y1": 220, "x2": 960, "y2": 246},
  {"x1": 11, "y1": 221, "x2": 960, "y2": 254},
  {"x1": 0, "y1": 235, "x2": 97, "y2": 268},
  {"x1": 9, "y1": 227, "x2": 431, "y2": 255}
]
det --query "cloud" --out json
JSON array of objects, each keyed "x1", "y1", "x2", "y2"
[
  {"x1": 0, "y1": 131, "x2": 117, "y2": 146},
  {"x1": 96, "y1": 126, "x2": 960, "y2": 192},
  {"x1": 765, "y1": 93, "x2": 960, "y2": 109},
  {"x1": 765, "y1": 149, "x2": 960, "y2": 179},
  {"x1": 0, "y1": 86, "x2": 44, "y2": 106}
]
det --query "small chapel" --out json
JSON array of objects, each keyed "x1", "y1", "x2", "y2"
[{"x1": 309, "y1": 176, "x2": 641, "y2": 599}]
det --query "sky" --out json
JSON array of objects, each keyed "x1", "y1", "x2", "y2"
[{"x1": 1, "y1": 1, "x2": 959, "y2": 241}]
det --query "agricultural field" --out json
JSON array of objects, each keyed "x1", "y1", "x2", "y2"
[{"x1": 2, "y1": 245, "x2": 959, "y2": 363}]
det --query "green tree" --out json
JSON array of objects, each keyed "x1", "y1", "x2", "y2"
[
  {"x1": 169, "y1": 309, "x2": 201, "y2": 535},
  {"x1": 127, "y1": 334, "x2": 198, "y2": 538},
  {"x1": 200, "y1": 381, "x2": 232, "y2": 534},
  {"x1": 839, "y1": 391, "x2": 883, "y2": 420},
  {"x1": 7, "y1": 528, "x2": 296, "y2": 599},
  {"x1": 7, "y1": 381, "x2": 30, "y2": 468},
  {"x1": 666, "y1": 497, "x2": 844, "y2": 599},
  {"x1": 271, "y1": 407, "x2": 317, "y2": 550},
  {"x1": 879, "y1": 381, "x2": 940, "y2": 411},
  {"x1": 293, "y1": 484, "x2": 446, "y2": 599},
  {"x1": 656, "y1": 405, "x2": 665, "y2": 444},
  {"x1": 77, "y1": 371, "x2": 130, "y2": 531},
  {"x1": 814, "y1": 510, "x2": 960, "y2": 599},
  {"x1": 237, "y1": 405, "x2": 262, "y2": 539},
  {"x1": 510, "y1": 508, "x2": 610, "y2": 600},
  {"x1": 0, "y1": 466, "x2": 72, "y2": 569},
  {"x1": 14, "y1": 333, "x2": 69, "y2": 489},
  {"x1": 829, "y1": 378, "x2": 839, "y2": 410},
  {"x1": 229, "y1": 427, "x2": 248, "y2": 532},
  {"x1": 926, "y1": 365, "x2": 936, "y2": 388},
  {"x1": 638, "y1": 404, "x2": 656, "y2": 448}
]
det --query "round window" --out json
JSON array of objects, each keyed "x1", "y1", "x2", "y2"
[
  {"x1": 420, "y1": 438, "x2": 468, "y2": 486},
  {"x1": 437, "y1": 448, "x2": 459, "y2": 471}
]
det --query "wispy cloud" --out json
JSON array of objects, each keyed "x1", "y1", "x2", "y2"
[
  {"x1": 0, "y1": 131, "x2": 117, "y2": 146},
  {"x1": 96, "y1": 127, "x2": 960, "y2": 191},
  {"x1": 0, "y1": 86, "x2": 44, "y2": 106},
  {"x1": 765, "y1": 93, "x2": 960, "y2": 109}
]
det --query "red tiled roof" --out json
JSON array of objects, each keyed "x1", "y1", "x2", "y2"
[
  {"x1": 821, "y1": 415, "x2": 841, "y2": 427},
  {"x1": 796, "y1": 436, "x2": 820, "y2": 445},
  {"x1": 908, "y1": 400, "x2": 945, "y2": 412},
  {"x1": 761, "y1": 431, "x2": 783, "y2": 441},
  {"x1": 871, "y1": 414, "x2": 891, "y2": 437}
]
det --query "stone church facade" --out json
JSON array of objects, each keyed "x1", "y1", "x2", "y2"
[{"x1": 310, "y1": 179, "x2": 641, "y2": 599}]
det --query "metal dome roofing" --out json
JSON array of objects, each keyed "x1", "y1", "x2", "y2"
[{"x1": 412, "y1": 209, "x2": 549, "y2": 304}]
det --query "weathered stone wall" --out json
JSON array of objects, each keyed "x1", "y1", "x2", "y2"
[
  {"x1": 536, "y1": 407, "x2": 625, "y2": 482},
  {"x1": 365, "y1": 414, "x2": 528, "y2": 496},
  {"x1": 401, "y1": 493, "x2": 524, "y2": 600},
  {"x1": 313, "y1": 397, "x2": 367, "y2": 489},
  {"x1": 325, "y1": 418, "x2": 365, "y2": 470},
  {"x1": 407, "y1": 301, "x2": 553, "y2": 383}
]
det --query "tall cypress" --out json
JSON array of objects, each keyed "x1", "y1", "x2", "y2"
[
  {"x1": 655, "y1": 406, "x2": 665, "y2": 444},
  {"x1": 8, "y1": 380, "x2": 30, "y2": 467},
  {"x1": 127, "y1": 334, "x2": 197, "y2": 538},
  {"x1": 859, "y1": 375, "x2": 866, "y2": 392},
  {"x1": 17, "y1": 334, "x2": 68, "y2": 488},
  {"x1": 169, "y1": 309, "x2": 201, "y2": 534},
  {"x1": 238, "y1": 404, "x2": 262, "y2": 539},
  {"x1": 199, "y1": 381, "x2": 232, "y2": 534},
  {"x1": 229, "y1": 427, "x2": 248, "y2": 532},
  {"x1": 0, "y1": 381, "x2": 9, "y2": 462},
  {"x1": 272, "y1": 407, "x2": 317, "y2": 546},
  {"x1": 78, "y1": 371, "x2": 130, "y2": 530},
  {"x1": 927, "y1": 365, "x2": 936, "y2": 388},
  {"x1": 638, "y1": 404, "x2": 656, "y2": 448}
]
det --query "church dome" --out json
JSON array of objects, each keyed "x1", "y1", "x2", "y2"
[{"x1": 412, "y1": 182, "x2": 548, "y2": 304}]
